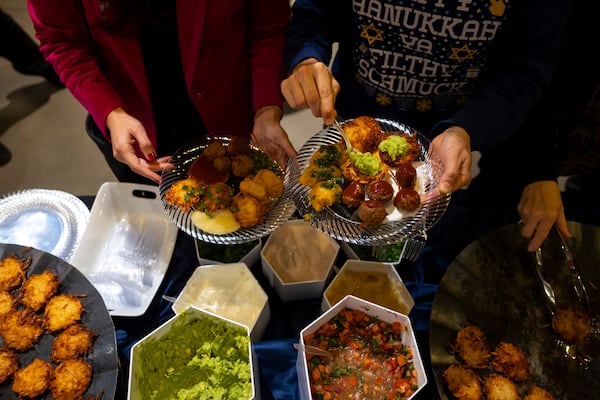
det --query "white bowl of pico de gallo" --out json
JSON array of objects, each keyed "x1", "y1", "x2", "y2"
[{"x1": 296, "y1": 295, "x2": 427, "y2": 400}]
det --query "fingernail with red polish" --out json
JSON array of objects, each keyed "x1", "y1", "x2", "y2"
[{"x1": 147, "y1": 152, "x2": 157, "y2": 161}]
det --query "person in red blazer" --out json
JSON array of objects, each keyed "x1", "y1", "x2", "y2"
[{"x1": 27, "y1": 0, "x2": 295, "y2": 183}]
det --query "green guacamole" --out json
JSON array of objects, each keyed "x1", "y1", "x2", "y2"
[
  {"x1": 378, "y1": 135, "x2": 409, "y2": 160},
  {"x1": 348, "y1": 151, "x2": 381, "y2": 176},
  {"x1": 134, "y1": 310, "x2": 253, "y2": 400}
]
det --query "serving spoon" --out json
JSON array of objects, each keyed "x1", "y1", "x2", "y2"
[{"x1": 293, "y1": 343, "x2": 333, "y2": 359}]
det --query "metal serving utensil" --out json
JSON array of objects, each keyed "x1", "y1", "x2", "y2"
[
  {"x1": 333, "y1": 119, "x2": 356, "y2": 154},
  {"x1": 532, "y1": 226, "x2": 591, "y2": 317},
  {"x1": 555, "y1": 227, "x2": 592, "y2": 314},
  {"x1": 293, "y1": 343, "x2": 333, "y2": 359}
]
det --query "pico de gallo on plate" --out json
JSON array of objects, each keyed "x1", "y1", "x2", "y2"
[{"x1": 303, "y1": 308, "x2": 419, "y2": 400}]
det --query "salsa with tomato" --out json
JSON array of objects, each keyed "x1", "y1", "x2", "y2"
[{"x1": 304, "y1": 308, "x2": 419, "y2": 399}]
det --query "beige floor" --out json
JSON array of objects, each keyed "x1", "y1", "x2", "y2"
[{"x1": 0, "y1": 0, "x2": 322, "y2": 198}]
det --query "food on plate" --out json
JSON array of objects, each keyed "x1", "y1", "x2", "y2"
[
  {"x1": 0, "y1": 252, "x2": 102, "y2": 399},
  {"x1": 0, "y1": 309, "x2": 45, "y2": 351},
  {"x1": 232, "y1": 193, "x2": 269, "y2": 227},
  {"x1": 357, "y1": 199, "x2": 388, "y2": 225},
  {"x1": 213, "y1": 155, "x2": 232, "y2": 173},
  {"x1": 450, "y1": 325, "x2": 491, "y2": 369},
  {"x1": 164, "y1": 137, "x2": 285, "y2": 233},
  {"x1": 191, "y1": 209, "x2": 241, "y2": 235},
  {"x1": 308, "y1": 180, "x2": 343, "y2": 212},
  {"x1": 226, "y1": 135, "x2": 251, "y2": 157},
  {"x1": 299, "y1": 164, "x2": 343, "y2": 188},
  {"x1": 19, "y1": 269, "x2": 60, "y2": 312},
  {"x1": 342, "y1": 151, "x2": 387, "y2": 183},
  {"x1": 367, "y1": 179, "x2": 394, "y2": 202},
  {"x1": 202, "y1": 140, "x2": 227, "y2": 160},
  {"x1": 134, "y1": 310, "x2": 253, "y2": 400},
  {"x1": 342, "y1": 115, "x2": 383, "y2": 153},
  {"x1": 51, "y1": 323, "x2": 97, "y2": 363},
  {"x1": 240, "y1": 169, "x2": 284, "y2": 205},
  {"x1": 442, "y1": 363, "x2": 482, "y2": 400},
  {"x1": 12, "y1": 358, "x2": 53, "y2": 398},
  {"x1": 50, "y1": 358, "x2": 93, "y2": 400},
  {"x1": 253, "y1": 168, "x2": 285, "y2": 200},
  {"x1": 196, "y1": 182, "x2": 234, "y2": 213},
  {"x1": 0, "y1": 289, "x2": 16, "y2": 316},
  {"x1": 299, "y1": 117, "x2": 425, "y2": 223},
  {"x1": 0, "y1": 348, "x2": 19, "y2": 384},
  {"x1": 551, "y1": 305, "x2": 591, "y2": 343},
  {"x1": 483, "y1": 373, "x2": 520, "y2": 400},
  {"x1": 164, "y1": 178, "x2": 203, "y2": 212},
  {"x1": 0, "y1": 253, "x2": 31, "y2": 291},
  {"x1": 523, "y1": 385, "x2": 555, "y2": 400},
  {"x1": 44, "y1": 293, "x2": 85, "y2": 332},
  {"x1": 491, "y1": 342, "x2": 530, "y2": 381},
  {"x1": 231, "y1": 153, "x2": 255, "y2": 177},
  {"x1": 395, "y1": 161, "x2": 417, "y2": 187},
  {"x1": 341, "y1": 180, "x2": 365, "y2": 208},
  {"x1": 303, "y1": 307, "x2": 419, "y2": 400},
  {"x1": 188, "y1": 154, "x2": 230, "y2": 184},
  {"x1": 378, "y1": 132, "x2": 420, "y2": 167},
  {"x1": 394, "y1": 187, "x2": 421, "y2": 212}
]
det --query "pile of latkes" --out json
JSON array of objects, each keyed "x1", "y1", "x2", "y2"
[
  {"x1": 299, "y1": 116, "x2": 422, "y2": 225},
  {"x1": 164, "y1": 135, "x2": 284, "y2": 235},
  {"x1": 443, "y1": 325, "x2": 555, "y2": 400},
  {"x1": 0, "y1": 252, "x2": 98, "y2": 400}
]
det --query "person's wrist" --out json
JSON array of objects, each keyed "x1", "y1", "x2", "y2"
[{"x1": 254, "y1": 105, "x2": 282, "y2": 122}]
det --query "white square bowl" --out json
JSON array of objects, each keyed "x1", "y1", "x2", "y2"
[
  {"x1": 297, "y1": 295, "x2": 427, "y2": 400},
  {"x1": 70, "y1": 182, "x2": 178, "y2": 317},
  {"x1": 322, "y1": 259, "x2": 415, "y2": 314},
  {"x1": 128, "y1": 307, "x2": 260, "y2": 400},
  {"x1": 172, "y1": 263, "x2": 270, "y2": 341},
  {"x1": 260, "y1": 219, "x2": 339, "y2": 302}
]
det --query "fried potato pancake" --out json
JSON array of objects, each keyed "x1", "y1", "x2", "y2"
[
  {"x1": 0, "y1": 289, "x2": 16, "y2": 317},
  {"x1": 0, "y1": 348, "x2": 19, "y2": 384},
  {"x1": 342, "y1": 115, "x2": 383, "y2": 153},
  {"x1": 0, "y1": 309, "x2": 44, "y2": 351},
  {"x1": 164, "y1": 177, "x2": 203, "y2": 212},
  {"x1": 44, "y1": 294, "x2": 85, "y2": 332},
  {"x1": 232, "y1": 193, "x2": 268, "y2": 227},
  {"x1": 50, "y1": 358, "x2": 92, "y2": 400},
  {"x1": 483, "y1": 373, "x2": 520, "y2": 400},
  {"x1": 12, "y1": 358, "x2": 53, "y2": 398},
  {"x1": 20, "y1": 269, "x2": 60, "y2": 312},
  {"x1": 451, "y1": 325, "x2": 491, "y2": 369},
  {"x1": 552, "y1": 305, "x2": 591, "y2": 344},
  {"x1": 442, "y1": 363, "x2": 482, "y2": 400},
  {"x1": 492, "y1": 342, "x2": 530, "y2": 382},
  {"x1": 0, "y1": 254, "x2": 30, "y2": 291},
  {"x1": 523, "y1": 385, "x2": 555, "y2": 400},
  {"x1": 51, "y1": 323, "x2": 97, "y2": 363}
]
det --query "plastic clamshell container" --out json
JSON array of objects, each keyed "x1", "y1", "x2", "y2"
[
  {"x1": 260, "y1": 219, "x2": 339, "y2": 302},
  {"x1": 297, "y1": 295, "x2": 427, "y2": 400},
  {"x1": 128, "y1": 307, "x2": 260, "y2": 400},
  {"x1": 194, "y1": 238, "x2": 262, "y2": 266},
  {"x1": 70, "y1": 182, "x2": 178, "y2": 317},
  {"x1": 322, "y1": 259, "x2": 415, "y2": 314},
  {"x1": 172, "y1": 263, "x2": 270, "y2": 341}
]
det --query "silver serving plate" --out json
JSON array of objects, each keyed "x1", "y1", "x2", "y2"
[{"x1": 0, "y1": 188, "x2": 89, "y2": 261}]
